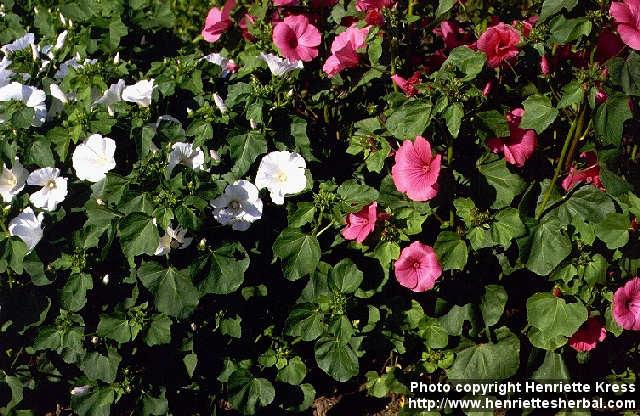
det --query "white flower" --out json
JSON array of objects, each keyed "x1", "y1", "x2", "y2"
[
  {"x1": 255, "y1": 151, "x2": 307, "y2": 205},
  {"x1": 167, "y1": 142, "x2": 205, "y2": 174},
  {"x1": 54, "y1": 30, "x2": 68, "y2": 51},
  {"x1": 209, "y1": 149, "x2": 221, "y2": 162},
  {"x1": 122, "y1": 79, "x2": 154, "y2": 107},
  {"x1": 49, "y1": 83, "x2": 69, "y2": 104},
  {"x1": 154, "y1": 225, "x2": 193, "y2": 256},
  {"x1": 259, "y1": 53, "x2": 303, "y2": 77},
  {"x1": 27, "y1": 167, "x2": 68, "y2": 211},
  {"x1": 47, "y1": 83, "x2": 73, "y2": 120},
  {"x1": 0, "y1": 82, "x2": 47, "y2": 126},
  {"x1": 0, "y1": 158, "x2": 28, "y2": 203},
  {"x1": 93, "y1": 79, "x2": 125, "y2": 116},
  {"x1": 0, "y1": 57, "x2": 13, "y2": 88},
  {"x1": 72, "y1": 134, "x2": 117, "y2": 182},
  {"x1": 8, "y1": 207, "x2": 44, "y2": 252},
  {"x1": 213, "y1": 93, "x2": 227, "y2": 113},
  {"x1": 211, "y1": 180, "x2": 263, "y2": 231},
  {"x1": 202, "y1": 52, "x2": 235, "y2": 77},
  {"x1": 70, "y1": 386, "x2": 90, "y2": 396},
  {"x1": 101, "y1": 274, "x2": 109, "y2": 285},
  {"x1": 1, "y1": 33, "x2": 35, "y2": 54}
]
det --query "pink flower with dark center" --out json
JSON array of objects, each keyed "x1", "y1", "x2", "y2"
[
  {"x1": 613, "y1": 277, "x2": 640, "y2": 330},
  {"x1": 568, "y1": 317, "x2": 607, "y2": 352},
  {"x1": 610, "y1": 0, "x2": 640, "y2": 50},
  {"x1": 394, "y1": 241, "x2": 442, "y2": 292},
  {"x1": 391, "y1": 72, "x2": 421, "y2": 96},
  {"x1": 391, "y1": 136, "x2": 441, "y2": 202},
  {"x1": 433, "y1": 21, "x2": 471, "y2": 49},
  {"x1": 477, "y1": 23, "x2": 521, "y2": 67},
  {"x1": 202, "y1": 0, "x2": 236, "y2": 43},
  {"x1": 272, "y1": 15, "x2": 322, "y2": 62},
  {"x1": 342, "y1": 202, "x2": 377, "y2": 243},
  {"x1": 322, "y1": 25, "x2": 369, "y2": 77},
  {"x1": 561, "y1": 151, "x2": 605, "y2": 192},
  {"x1": 486, "y1": 108, "x2": 537, "y2": 167}
]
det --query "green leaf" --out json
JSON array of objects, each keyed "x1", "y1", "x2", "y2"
[
  {"x1": 329, "y1": 259, "x2": 363, "y2": 294},
  {"x1": 61, "y1": 273, "x2": 93, "y2": 312},
  {"x1": 81, "y1": 348, "x2": 122, "y2": 383},
  {"x1": 199, "y1": 242, "x2": 250, "y2": 294},
  {"x1": 480, "y1": 285, "x2": 508, "y2": 327},
  {"x1": 434, "y1": 231, "x2": 468, "y2": 271},
  {"x1": 385, "y1": 101, "x2": 432, "y2": 139},
  {"x1": 24, "y1": 139, "x2": 55, "y2": 167},
  {"x1": 419, "y1": 317, "x2": 449, "y2": 349},
  {"x1": 435, "y1": 0, "x2": 455, "y2": 17},
  {"x1": 97, "y1": 313, "x2": 133, "y2": 343},
  {"x1": 526, "y1": 217, "x2": 572, "y2": 276},
  {"x1": 596, "y1": 213, "x2": 630, "y2": 249},
  {"x1": 477, "y1": 156, "x2": 527, "y2": 209},
  {"x1": 276, "y1": 356, "x2": 307, "y2": 385},
  {"x1": 221, "y1": 315, "x2": 242, "y2": 338},
  {"x1": 229, "y1": 132, "x2": 267, "y2": 177},
  {"x1": 519, "y1": 95, "x2": 558, "y2": 134},
  {"x1": 228, "y1": 369, "x2": 275, "y2": 415},
  {"x1": 314, "y1": 337, "x2": 359, "y2": 382},
  {"x1": 532, "y1": 351, "x2": 570, "y2": 380},
  {"x1": 138, "y1": 262, "x2": 199, "y2": 318},
  {"x1": 478, "y1": 110, "x2": 510, "y2": 138},
  {"x1": 273, "y1": 228, "x2": 321, "y2": 281},
  {"x1": 527, "y1": 292, "x2": 588, "y2": 341},
  {"x1": 594, "y1": 94, "x2": 632, "y2": 146},
  {"x1": 490, "y1": 208, "x2": 526, "y2": 249},
  {"x1": 443, "y1": 46, "x2": 487, "y2": 80},
  {"x1": 439, "y1": 303, "x2": 479, "y2": 337},
  {"x1": 71, "y1": 386, "x2": 115, "y2": 416},
  {"x1": 337, "y1": 180, "x2": 379, "y2": 211},
  {"x1": 539, "y1": 0, "x2": 578, "y2": 22},
  {"x1": 550, "y1": 16, "x2": 592, "y2": 44},
  {"x1": 444, "y1": 102, "x2": 464, "y2": 138},
  {"x1": 118, "y1": 213, "x2": 159, "y2": 259},
  {"x1": 286, "y1": 304, "x2": 325, "y2": 341},
  {"x1": 144, "y1": 314, "x2": 172, "y2": 346},
  {"x1": 618, "y1": 52, "x2": 640, "y2": 96},
  {"x1": 183, "y1": 353, "x2": 197, "y2": 378},
  {"x1": 548, "y1": 185, "x2": 615, "y2": 225},
  {"x1": 557, "y1": 80, "x2": 584, "y2": 109},
  {"x1": 448, "y1": 327, "x2": 520, "y2": 380},
  {"x1": 108, "y1": 18, "x2": 128, "y2": 48}
]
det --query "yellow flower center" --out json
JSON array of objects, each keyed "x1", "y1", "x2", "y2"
[
  {"x1": 47, "y1": 180, "x2": 57, "y2": 189},
  {"x1": 277, "y1": 171, "x2": 288, "y2": 182}
]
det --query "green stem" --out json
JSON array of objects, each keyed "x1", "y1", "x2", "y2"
[
  {"x1": 312, "y1": 207, "x2": 324, "y2": 235},
  {"x1": 448, "y1": 144, "x2": 454, "y2": 226},
  {"x1": 536, "y1": 105, "x2": 583, "y2": 219},
  {"x1": 315, "y1": 222, "x2": 334, "y2": 237}
]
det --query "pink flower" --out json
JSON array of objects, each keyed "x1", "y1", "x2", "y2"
[
  {"x1": 365, "y1": 9, "x2": 384, "y2": 26},
  {"x1": 433, "y1": 21, "x2": 471, "y2": 50},
  {"x1": 356, "y1": 0, "x2": 394, "y2": 12},
  {"x1": 486, "y1": 108, "x2": 537, "y2": 167},
  {"x1": 482, "y1": 79, "x2": 494, "y2": 96},
  {"x1": 322, "y1": 26, "x2": 369, "y2": 77},
  {"x1": 540, "y1": 55, "x2": 551, "y2": 75},
  {"x1": 274, "y1": 0, "x2": 298, "y2": 5},
  {"x1": 595, "y1": 88, "x2": 608, "y2": 104},
  {"x1": 476, "y1": 23, "x2": 521, "y2": 67},
  {"x1": 391, "y1": 72, "x2": 421, "y2": 96},
  {"x1": 342, "y1": 202, "x2": 377, "y2": 243},
  {"x1": 596, "y1": 29, "x2": 625, "y2": 62},
  {"x1": 202, "y1": 0, "x2": 236, "y2": 43},
  {"x1": 561, "y1": 151, "x2": 605, "y2": 192},
  {"x1": 240, "y1": 13, "x2": 256, "y2": 41},
  {"x1": 613, "y1": 277, "x2": 640, "y2": 330},
  {"x1": 568, "y1": 317, "x2": 607, "y2": 352},
  {"x1": 394, "y1": 241, "x2": 442, "y2": 292},
  {"x1": 391, "y1": 136, "x2": 441, "y2": 202},
  {"x1": 610, "y1": 0, "x2": 640, "y2": 50},
  {"x1": 273, "y1": 15, "x2": 322, "y2": 62}
]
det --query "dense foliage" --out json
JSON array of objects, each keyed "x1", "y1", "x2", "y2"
[{"x1": 0, "y1": 0, "x2": 639, "y2": 414}]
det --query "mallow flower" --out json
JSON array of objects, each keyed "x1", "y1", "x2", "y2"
[
  {"x1": 568, "y1": 317, "x2": 606, "y2": 352},
  {"x1": 612, "y1": 277, "x2": 640, "y2": 330},
  {"x1": 0, "y1": 158, "x2": 28, "y2": 203},
  {"x1": 323, "y1": 25, "x2": 369, "y2": 77},
  {"x1": 477, "y1": 23, "x2": 521, "y2": 67},
  {"x1": 391, "y1": 136, "x2": 441, "y2": 202},
  {"x1": 211, "y1": 180, "x2": 263, "y2": 231},
  {"x1": 155, "y1": 224, "x2": 193, "y2": 256},
  {"x1": 72, "y1": 134, "x2": 117, "y2": 182},
  {"x1": 27, "y1": 167, "x2": 68, "y2": 211},
  {"x1": 93, "y1": 79, "x2": 125, "y2": 116},
  {"x1": 394, "y1": 241, "x2": 442, "y2": 292},
  {"x1": 8, "y1": 207, "x2": 44, "y2": 252},
  {"x1": 610, "y1": 0, "x2": 640, "y2": 50},
  {"x1": 0, "y1": 82, "x2": 47, "y2": 127},
  {"x1": 342, "y1": 202, "x2": 377, "y2": 243},
  {"x1": 122, "y1": 79, "x2": 154, "y2": 107},
  {"x1": 561, "y1": 151, "x2": 604, "y2": 192},
  {"x1": 272, "y1": 15, "x2": 321, "y2": 62},
  {"x1": 259, "y1": 52, "x2": 303, "y2": 77},
  {"x1": 255, "y1": 151, "x2": 307, "y2": 205},
  {"x1": 168, "y1": 142, "x2": 205, "y2": 174},
  {"x1": 201, "y1": 0, "x2": 235, "y2": 43},
  {"x1": 486, "y1": 108, "x2": 537, "y2": 167}
]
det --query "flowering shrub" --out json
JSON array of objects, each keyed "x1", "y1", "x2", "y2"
[{"x1": 0, "y1": 0, "x2": 639, "y2": 414}]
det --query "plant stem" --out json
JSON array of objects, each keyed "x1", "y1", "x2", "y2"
[{"x1": 536, "y1": 104, "x2": 583, "y2": 219}]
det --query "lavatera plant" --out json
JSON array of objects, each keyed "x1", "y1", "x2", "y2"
[{"x1": 0, "y1": 0, "x2": 639, "y2": 415}]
